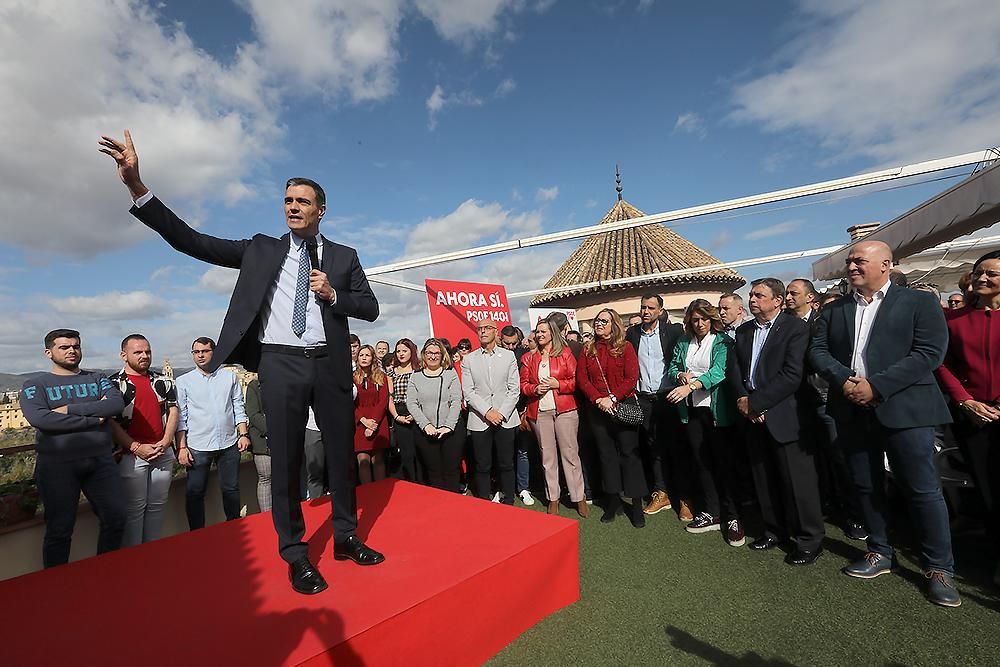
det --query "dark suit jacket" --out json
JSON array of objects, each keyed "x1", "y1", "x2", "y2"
[
  {"x1": 808, "y1": 285, "x2": 950, "y2": 429},
  {"x1": 729, "y1": 311, "x2": 809, "y2": 444},
  {"x1": 131, "y1": 197, "x2": 379, "y2": 379},
  {"x1": 625, "y1": 319, "x2": 684, "y2": 391}
]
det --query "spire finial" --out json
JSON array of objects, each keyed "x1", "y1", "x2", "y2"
[{"x1": 615, "y1": 164, "x2": 623, "y2": 201}]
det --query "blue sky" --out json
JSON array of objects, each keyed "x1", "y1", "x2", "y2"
[{"x1": 1, "y1": 0, "x2": 999, "y2": 372}]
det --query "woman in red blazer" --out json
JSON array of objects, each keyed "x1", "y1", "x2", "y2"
[
  {"x1": 936, "y1": 250, "x2": 1000, "y2": 583},
  {"x1": 577, "y1": 308, "x2": 646, "y2": 527},
  {"x1": 520, "y1": 318, "x2": 587, "y2": 517},
  {"x1": 354, "y1": 345, "x2": 390, "y2": 484}
]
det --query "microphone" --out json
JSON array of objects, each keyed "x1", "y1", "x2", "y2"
[{"x1": 306, "y1": 237, "x2": 320, "y2": 271}]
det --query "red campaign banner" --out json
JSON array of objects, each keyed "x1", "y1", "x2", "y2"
[{"x1": 425, "y1": 279, "x2": 512, "y2": 350}]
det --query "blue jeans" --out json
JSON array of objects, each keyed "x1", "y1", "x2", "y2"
[
  {"x1": 35, "y1": 452, "x2": 125, "y2": 568},
  {"x1": 842, "y1": 415, "x2": 954, "y2": 575},
  {"x1": 515, "y1": 428, "x2": 532, "y2": 493},
  {"x1": 185, "y1": 445, "x2": 241, "y2": 530}
]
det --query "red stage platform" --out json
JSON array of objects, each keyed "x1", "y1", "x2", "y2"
[{"x1": 0, "y1": 480, "x2": 579, "y2": 666}]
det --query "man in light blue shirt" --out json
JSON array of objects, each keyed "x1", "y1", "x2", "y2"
[{"x1": 176, "y1": 337, "x2": 249, "y2": 530}]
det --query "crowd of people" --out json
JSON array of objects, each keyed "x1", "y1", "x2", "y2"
[{"x1": 19, "y1": 239, "x2": 1000, "y2": 609}]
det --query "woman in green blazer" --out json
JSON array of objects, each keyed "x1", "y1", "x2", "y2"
[{"x1": 666, "y1": 299, "x2": 744, "y2": 546}]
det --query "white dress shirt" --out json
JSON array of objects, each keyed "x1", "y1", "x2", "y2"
[
  {"x1": 748, "y1": 315, "x2": 777, "y2": 390},
  {"x1": 260, "y1": 233, "x2": 327, "y2": 347},
  {"x1": 851, "y1": 278, "x2": 892, "y2": 378}
]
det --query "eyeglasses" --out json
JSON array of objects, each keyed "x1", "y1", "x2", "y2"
[
  {"x1": 948, "y1": 299, "x2": 964, "y2": 305},
  {"x1": 425, "y1": 351, "x2": 441, "y2": 357},
  {"x1": 458, "y1": 346, "x2": 472, "y2": 351},
  {"x1": 593, "y1": 318, "x2": 611, "y2": 326}
]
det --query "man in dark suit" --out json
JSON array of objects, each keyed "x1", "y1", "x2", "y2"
[
  {"x1": 625, "y1": 294, "x2": 689, "y2": 518},
  {"x1": 730, "y1": 278, "x2": 825, "y2": 565},
  {"x1": 100, "y1": 131, "x2": 383, "y2": 595},
  {"x1": 788, "y1": 279, "x2": 866, "y2": 541},
  {"x1": 809, "y1": 240, "x2": 959, "y2": 607}
]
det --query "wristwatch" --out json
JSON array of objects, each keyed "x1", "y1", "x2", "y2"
[{"x1": 688, "y1": 382, "x2": 698, "y2": 392}]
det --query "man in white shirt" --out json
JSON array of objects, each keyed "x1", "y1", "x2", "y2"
[
  {"x1": 809, "y1": 241, "x2": 958, "y2": 607},
  {"x1": 176, "y1": 337, "x2": 249, "y2": 530},
  {"x1": 100, "y1": 131, "x2": 383, "y2": 596},
  {"x1": 463, "y1": 319, "x2": 521, "y2": 504}
]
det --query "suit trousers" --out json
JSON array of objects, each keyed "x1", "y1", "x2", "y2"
[
  {"x1": 745, "y1": 423, "x2": 825, "y2": 552},
  {"x1": 806, "y1": 402, "x2": 862, "y2": 522},
  {"x1": 303, "y1": 428, "x2": 326, "y2": 499},
  {"x1": 259, "y1": 349, "x2": 357, "y2": 564},
  {"x1": 638, "y1": 394, "x2": 690, "y2": 500},
  {"x1": 471, "y1": 426, "x2": 517, "y2": 503},
  {"x1": 532, "y1": 409, "x2": 585, "y2": 503},
  {"x1": 841, "y1": 413, "x2": 955, "y2": 574},
  {"x1": 591, "y1": 410, "x2": 648, "y2": 499}
]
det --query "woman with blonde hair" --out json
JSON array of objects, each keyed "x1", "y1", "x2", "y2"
[
  {"x1": 577, "y1": 308, "x2": 646, "y2": 527},
  {"x1": 521, "y1": 317, "x2": 587, "y2": 517},
  {"x1": 354, "y1": 345, "x2": 390, "y2": 484},
  {"x1": 666, "y1": 299, "x2": 742, "y2": 545},
  {"x1": 406, "y1": 339, "x2": 465, "y2": 492}
]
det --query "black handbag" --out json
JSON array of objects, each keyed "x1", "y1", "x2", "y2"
[{"x1": 593, "y1": 352, "x2": 645, "y2": 426}]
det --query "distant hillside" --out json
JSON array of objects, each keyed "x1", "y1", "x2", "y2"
[{"x1": 0, "y1": 368, "x2": 193, "y2": 393}]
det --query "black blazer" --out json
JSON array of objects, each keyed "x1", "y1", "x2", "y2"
[
  {"x1": 729, "y1": 311, "x2": 809, "y2": 444},
  {"x1": 131, "y1": 197, "x2": 379, "y2": 378},
  {"x1": 808, "y1": 286, "x2": 950, "y2": 429},
  {"x1": 625, "y1": 319, "x2": 684, "y2": 389}
]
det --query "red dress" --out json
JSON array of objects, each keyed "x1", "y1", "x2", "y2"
[{"x1": 354, "y1": 379, "x2": 390, "y2": 453}]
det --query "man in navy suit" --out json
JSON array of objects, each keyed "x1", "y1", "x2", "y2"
[
  {"x1": 100, "y1": 131, "x2": 384, "y2": 595},
  {"x1": 730, "y1": 278, "x2": 825, "y2": 566},
  {"x1": 809, "y1": 240, "x2": 959, "y2": 607}
]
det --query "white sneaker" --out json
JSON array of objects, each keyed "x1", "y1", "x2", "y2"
[
  {"x1": 491, "y1": 491, "x2": 501, "y2": 503},
  {"x1": 519, "y1": 489, "x2": 535, "y2": 506}
]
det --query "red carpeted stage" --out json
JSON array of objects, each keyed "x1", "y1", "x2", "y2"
[{"x1": 0, "y1": 479, "x2": 579, "y2": 666}]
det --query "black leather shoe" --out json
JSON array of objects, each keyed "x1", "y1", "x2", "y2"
[
  {"x1": 289, "y1": 557, "x2": 328, "y2": 595},
  {"x1": 334, "y1": 535, "x2": 385, "y2": 566},
  {"x1": 748, "y1": 536, "x2": 781, "y2": 551},
  {"x1": 784, "y1": 546, "x2": 823, "y2": 566}
]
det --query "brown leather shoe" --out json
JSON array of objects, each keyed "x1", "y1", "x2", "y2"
[
  {"x1": 547, "y1": 500, "x2": 559, "y2": 515},
  {"x1": 576, "y1": 500, "x2": 589, "y2": 519},
  {"x1": 643, "y1": 490, "x2": 673, "y2": 515},
  {"x1": 678, "y1": 500, "x2": 694, "y2": 522}
]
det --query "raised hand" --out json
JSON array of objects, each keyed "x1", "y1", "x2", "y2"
[{"x1": 98, "y1": 129, "x2": 148, "y2": 200}]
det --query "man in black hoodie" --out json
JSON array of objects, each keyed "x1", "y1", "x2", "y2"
[{"x1": 21, "y1": 329, "x2": 126, "y2": 568}]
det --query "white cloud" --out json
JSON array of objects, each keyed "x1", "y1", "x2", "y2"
[
  {"x1": 199, "y1": 267, "x2": 240, "y2": 295},
  {"x1": 637, "y1": 0, "x2": 656, "y2": 13},
  {"x1": 731, "y1": 0, "x2": 1000, "y2": 164},
  {"x1": 535, "y1": 186, "x2": 559, "y2": 202},
  {"x1": 584, "y1": 199, "x2": 598, "y2": 208},
  {"x1": 744, "y1": 220, "x2": 802, "y2": 241},
  {"x1": 426, "y1": 85, "x2": 484, "y2": 129},
  {"x1": 0, "y1": 0, "x2": 545, "y2": 259},
  {"x1": 404, "y1": 199, "x2": 543, "y2": 257},
  {"x1": 495, "y1": 77, "x2": 517, "y2": 97},
  {"x1": 49, "y1": 290, "x2": 170, "y2": 321},
  {"x1": 673, "y1": 112, "x2": 707, "y2": 139},
  {"x1": 149, "y1": 265, "x2": 177, "y2": 282}
]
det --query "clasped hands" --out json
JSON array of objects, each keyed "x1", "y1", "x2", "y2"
[
  {"x1": 595, "y1": 397, "x2": 615, "y2": 414},
  {"x1": 736, "y1": 396, "x2": 766, "y2": 424},
  {"x1": 535, "y1": 377, "x2": 560, "y2": 396},
  {"x1": 423, "y1": 424, "x2": 453, "y2": 438},
  {"x1": 131, "y1": 439, "x2": 172, "y2": 462},
  {"x1": 484, "y1": 408, "x2": 505, "y2": 426},
  {"x1": 843, "y1": 376, "x2": 879, "y2": 407},
  {"x1": 360, "y1": 417, "x2": 378, "y2": 438}
]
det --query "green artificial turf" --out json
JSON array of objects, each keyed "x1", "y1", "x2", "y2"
[{"x1": 488, "y1": 501, "x2": 999, "y2": 667}]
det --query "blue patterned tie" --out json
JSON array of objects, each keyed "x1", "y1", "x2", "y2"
[{"x1": 291, "y1": 240, "x2": 309, "y2": 336}]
